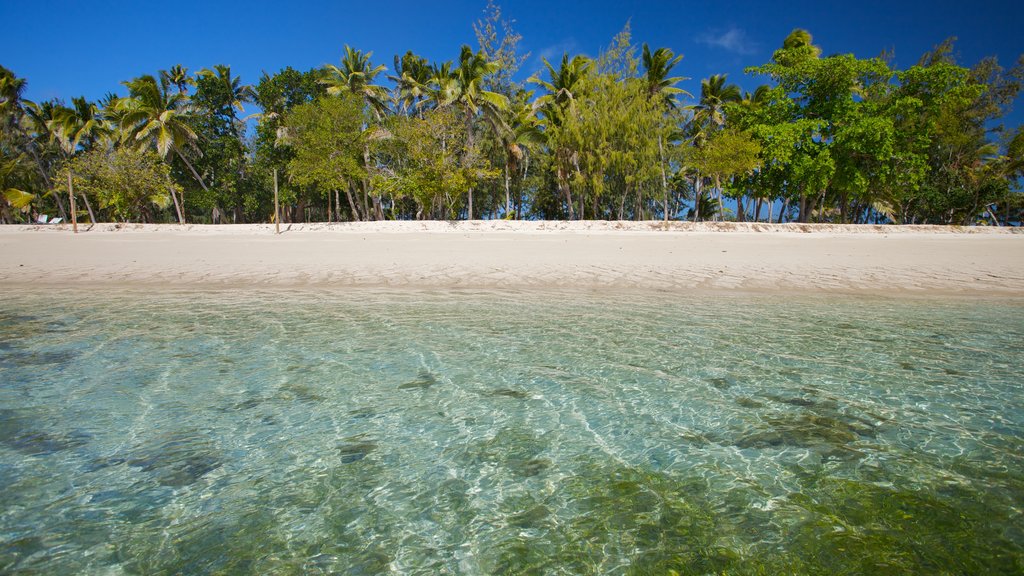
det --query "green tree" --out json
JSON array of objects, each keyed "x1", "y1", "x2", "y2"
[
  {"x1": 116, "y1": 73, "x2": 206, "y2": 222},
  {"x1": 54, "y1": 147, "x2": 175, "y2": 222},
  {"x1": 283, "y1": 93, "x2": 366, "y2": 221}
]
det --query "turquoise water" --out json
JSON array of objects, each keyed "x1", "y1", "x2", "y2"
[{"x1": 1, "y1": 289, "x2": 1022, "y2": 575}]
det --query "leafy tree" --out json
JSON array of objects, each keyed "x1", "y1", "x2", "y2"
[
  {"x1": 116, "y1": 73, "x2": 206, "y2": 222},
  {"x1": 283, "y1": 93, "x2": 366, "y2": 221},
  {"x1": 54, "y1": 147, "x2": 175, "y2": 221},
  {"x1": 191, "y1": 64, "x2": 255, "y2": 222},
  {"x1": 374, "y1": 108, "x2": 495, "y2": 219}
]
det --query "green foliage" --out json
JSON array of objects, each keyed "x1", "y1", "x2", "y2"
[
  {"x1": 374, "y1": 108, "x2": 498, "y2": 219},
  {"x1": 54, "y1": 148, "x2": 175, "y2": 221},
  {"x1": 283, "y1": 94, "x2": 366, "y2": 201}
]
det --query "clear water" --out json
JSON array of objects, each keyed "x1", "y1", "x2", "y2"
[{"x1": 1, "y1": 289, "x2": 1022, "y2": 575}]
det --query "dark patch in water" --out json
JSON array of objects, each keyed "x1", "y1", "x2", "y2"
[
  {"x1": 943, "y1": 367, "x2": 965, "y2": 376},
  {"x1": 127, "y1": 433, "x2": 222, "y2": 487},
  {"x1": 763, "y1": 393, "x2": 817, "y2": 407},
  {"x1": 485, "y1": 388, "x2": 529, "y2": 399},
  {"x1": 0, "y1": 349, "x2": 78, "y2": 369},
  {"x1": 338, "y1": 440, "x2": 377, "y2": 464},
  {"x1": 233, "y1": 398, "x2": 262, "y2": 410},
  {"x1": 277, "y1": 383, "x2": 325, "y2": 403},
  {"x1": 399, "y1": 370, "x2": 438, "y2": 390},
  {"x1": 509, "y1": 504, "x2": 551, "y2": 528},
  {"x1": 736, "y1": 397, "x2": 764, "y2": 409},
  {"x1": 899, "y1": 360, "x2": 917, "y2": 371},
  {"x1": 708, "y1": 377, "x2": 733, "y2": 390},
  {"x1": 735, "y1": 413, "x2": 874, "y2": 452},
  {"x1": 0, "y1": 409, "x2": 90, "y2": 455}
]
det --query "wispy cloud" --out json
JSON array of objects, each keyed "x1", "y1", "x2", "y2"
[
  {"x1": 530, "y1": 39, "x2": 578, "y2": 74},
  {"x1": 695, "y1": 27, "x2": 757, "y2": 55}
]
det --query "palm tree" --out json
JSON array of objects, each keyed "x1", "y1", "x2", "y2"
[
  {"x1": 430, "y1": 45, "x2": 510, "y2": 219},
  {"x1": 641, "y1": 44, "x2": 690, "y2": 107},
  {"x1": 692, "y1": 74, "x2": 742, "y2": 139},
  {"x1": 197, "y1": 64, "x2": 255, "y2": 120},
  {"x1": 20, "y1": 99, "x2": 70, "y2": 219},
  {"x1": 116, "y1": 74, "x2": 207, "y2": 223},
  {"x1": 51, "y1": 97, "x2": 115, "y2": 226},
  {"x1": 641, "y1": 44, "x2": 691, "y2": 220},
  {"x1": 530, "y1": 54, "x2": 591, "y2": 113},
  {"x1": 161, "y1": 64, "x2": 195, "y2": 94},
  {"x1": 389, "y1": 51, "x2": 432, "y2": 116},
  {"x1": 321, "y1": 46, "x2": 390, "y2": 120},
  {"x1": 499, "y1": 92, "x2": 544, "y2": 218},
  {"x1": 529, "y1": 54, "x2": 591, "y2": 219}
]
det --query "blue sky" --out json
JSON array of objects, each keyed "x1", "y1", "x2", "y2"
[{"x1": 4, "y1": 0, "x2": 1023, "y2": 129}]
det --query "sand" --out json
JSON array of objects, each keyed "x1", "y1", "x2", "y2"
[{"x1": 1, "y1": 221, "x2": 1021, "y2": 296}]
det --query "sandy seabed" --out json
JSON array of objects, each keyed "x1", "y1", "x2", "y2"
[{"x1": 1, "y1": 221, "x2": 1021, "y2": 296}]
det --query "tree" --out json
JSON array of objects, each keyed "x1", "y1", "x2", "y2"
[
  {"x1": 430, "y1": 45, "x2": 509, "y2": 219},
  {"x1": 54, "y1": 147, "x2": 176, "y2": 222},
  {"x1": 688, "y1": 128, "x2": 761, "y2": 220},
  {"x1": 116, "y1": 73, "x2": 207, "y2": 222},
  {"x1": 641, "y1": 44, "x2": 690, "y2": 220},
  {"x1": 192, "y1": 64, "x2": 255, "y2": 222},
  {"x1": 389, "y1": 51, "x2": 432, "y2": 116},
  {"x1": 530, "y1": 54, "x2": 592, "y2": 219},
  {"x1": 283, "y1": 94, "x2": 366, "y2": 221},
  {"x1": 321, "y1": 46, "x2": 390, "y2": 120},
  {"x1": 50, "y1": 96, "x2": 115, "y2": 225}
]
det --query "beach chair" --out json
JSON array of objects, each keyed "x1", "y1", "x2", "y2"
[
  {"x1": 36, "y1": 214, "x2": 49, "y2": 224},
  {"x1": 50, "y1": 217, "x2": 63, "y2": 224}
]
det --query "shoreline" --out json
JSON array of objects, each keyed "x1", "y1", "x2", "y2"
[{"x1": 2, "y1": 222, "x2": 1022, "y2": 296}]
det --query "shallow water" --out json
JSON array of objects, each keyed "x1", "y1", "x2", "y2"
[{"x1": 1, "y1": 288, "x2": 1022, "y2": 574}]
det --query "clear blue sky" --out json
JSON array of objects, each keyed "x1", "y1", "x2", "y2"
[{"x1": 4, "y1": 0, "x2": 1023, "y2": 129}]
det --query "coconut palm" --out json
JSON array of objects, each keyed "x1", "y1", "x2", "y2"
[
  {"x1": 641, "y1": 44, "x2": 690, "y2": 107},
  {"x1": 389, "y1": 51, "x2": 432, "y2": 116},
  {"x1": 321, "y1": 46, "x2": 389, "y2": 119},
  {"x1": 116, "y1": 73, "x2": 207, "y2": 222},
  {"x1": 529, "y1": 54, "x2": 592, "y2": 219},
  {"x1": 499, "y1": 92, "x2": 544, "y2": 217},
  {"x1": 693, "y1": 75, "x2": 742, "y2": 133},
  {"x1": 529, "y1": 54, "x2": 591, "y2": 116},
  {"x1": 50, "y1": 97, "x2": 116, "y2": 226},
  {"x1": 197, "y1": 64, "x2": 255, "y2": 118},
  {"x1": 161, "y1": 64, "x2": 195, "y2": 94},
  {"x1": 641, "y1": 45, "x2": 690, "y2": 220},
  {"x1": 428, "y1": 46, "x2": 510, "y2": 219}
]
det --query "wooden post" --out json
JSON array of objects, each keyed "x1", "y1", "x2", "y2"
[
  {"x1": 273, "y1": 168, "x2": 280, "y2": 235},
  {"x1": 68, "y1": 170, "x2": 78, "y2": 234}
]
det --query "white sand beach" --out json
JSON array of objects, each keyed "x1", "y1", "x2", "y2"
[{"x1": 1, "y1": 221, "x2": 1021, "y2": 295}]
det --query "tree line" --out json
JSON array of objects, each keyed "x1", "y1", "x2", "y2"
[{"x1": 2, "y1": 3, "x2": 1022, "y2": 226}]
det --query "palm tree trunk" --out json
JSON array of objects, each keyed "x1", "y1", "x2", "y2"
[
  {"x1": 81, "y1": 191, "x2": 97, "y2": 225},
  {"x1": 335, "y1": 189, "x2": 342, "y2": 222},
  {"x1": 345, "y1": 185, "x2": 361, "y2": 221},
  {"x1": 715, "y1": 175, "x2": 724, "y2": 222},
  {"x1": 165, "y1": 175, "x2": 184, "y2": 224},
  {"x1": 29, "y1": 147, "x2": 66, "y2": 219},
  {"x1": 67, "y1": 170, "x2": 78, "y2": 234},
  {"x1": 659, "y1": 134, "x2": 669, "y2": 222},
  {"x1": 504, "y1": 166, "x2": 511, "y2": 218}
]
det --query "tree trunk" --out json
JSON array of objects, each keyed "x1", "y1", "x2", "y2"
[
  {"x1": 174, "y1": 147, "x2": 209, "y2": 223},
  {"x1": 658, "y1": 134, "x2": 669, "y2": 222},
  {"x1": 504, "y1": 166, "x2": 511, "y2": 218},
  {"x1": 67, "y1": 170, "x2": 78, "y2": 234},
  {"x1": 345, "y1": 185, "x2": 361, "y2": 221},
  {"x1": 693, "y1": 181, "x2": 701, "y2": 222},
  {"x1": 335, "y1": 189, "x2": 342, "y2": 222},
  {"x1": 467, "y1": 187, "x2": 473, "y2": 220},
  {"x1": 81, "y1": 191, "x2": 97, "y2": 225},
  {"x1": 715, "y1": 175, "x2": 724, "y2": 222},
  {"x1": 273, "y1": 169, "x2": 280, "y2": 234},
  {"x1": 30, "y1": 147, "x2": 66, "y2": 219}
]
